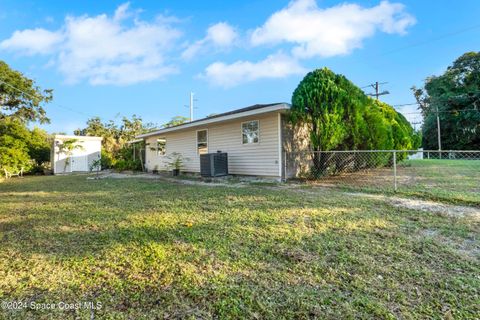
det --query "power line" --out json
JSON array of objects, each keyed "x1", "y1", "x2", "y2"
[
  {"x1": 380, "y1": 23, "x2": 480, "y2": 57},
  {"x1": 0, "y1": 78, "x2": 95, "y2": 118},
  {"x1": 359, "y1": 23, "x2": 480, "y2": 105},
  {"x1": 396, "y1": 94, "x2": 480, "y2": 152},
  {"x1": 54, "y1": 103, "x2": 94, "y2": 118},
  {"x1": 361, "y1": 81, "x2": 387, "y2": 89},
  {"x1": 0, "y1": 78, "x2": 41, "y2": 101},
  {"x1": 399, "y1": 108, "x2": 479, "y2": 115},
  {"x1": 393, "y1": 91, "x2": 480, "y2": 110},
  {"x1": 395, "y1": 102, "x2": 478, "y2": 151},
  {"x1": 393, "y1": 103, "x2": 419, "y2": 107},
  {"x1": 364, "y1": 81, "x2": 389, "y2": 100},
  {"x1": 410, "y1": 121, "x2": 421, "y2": 131}
]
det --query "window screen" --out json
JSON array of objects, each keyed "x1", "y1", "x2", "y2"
[
  {"x1": 157, "y1": 138, "x2": 166, "y2": 156},
  {"x1": 242, "y1": 120, "x2": 259, "y2": 144},
  {"x1": 197, "y1": 130, "x2": 208, "y2": 154}
]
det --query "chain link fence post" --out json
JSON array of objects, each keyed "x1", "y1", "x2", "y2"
[
  {"x1": 285, "y1": 149, "x2": 479, "y2": 197},
  {"x1": 393, "y1": 150, "x2": 397, "y2": 192}
]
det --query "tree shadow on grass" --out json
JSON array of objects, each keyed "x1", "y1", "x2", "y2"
[
  {"x1": 3, "y1": 218, "x2": 477, "y2": 320},
  {"x1": 2, "y1": 176, "x2": 480, "y2": 318},
  {"x1": 0, "y1": 205, "x2": 382, "y2": 257}
]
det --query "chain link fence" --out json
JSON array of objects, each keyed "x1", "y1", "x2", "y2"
[{"x1": 284, "y1": 150, "x2": 480, "y2": 203}]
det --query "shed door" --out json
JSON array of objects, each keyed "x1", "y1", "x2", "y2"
[{"x1": 71, "y1": 155, "x2": 88, "y2": 172}]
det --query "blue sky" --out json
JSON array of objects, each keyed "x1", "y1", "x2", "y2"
[{"x1": 1, "y1": 0, "x2": 479, "y2": 133}]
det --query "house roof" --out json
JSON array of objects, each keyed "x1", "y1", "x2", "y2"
[{"x1": 137, "y1": 102, "x2": 290, "y2": 138}]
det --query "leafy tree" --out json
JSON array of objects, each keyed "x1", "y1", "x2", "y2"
[
  {"x1": 369, "y1": 100, "x2": 421, "y2": 151},
  {"x1": 56, "y1": 139, "x2": 84, "y2": 173},
  {"x1": 0, "y1": 62, "x2": 52, "y2": 175},
  {"x1": 291, "y1": 68, "x2": 361, "y2": 152},
  {"x1": 75, "y1": 115, "x2": 156, "y2": 170},
  {"x1": 412, "y1": 52, "x2": 480, "y2": 150},
  {"x1": 28, "y1": 127, "x2": 52, "y2": 166},
  {"x1": 290, "y1": 68, "x2": 419, "y2": 175},
  {"x1": 0, "y1": 60, "x2": 53, "y2": 123},
  {"x1": 291, "y1": 68, "x2": 418, "y2": 151},
  {"x1": 0, "y1": 118, "x2": 32, "y2": 172},
  {"x1": 163, "y1": 116, "x2": 189, "y2": 128},
  {"x1": 75, "y1": 117, "x2": 119, "y2": 155},
  {"x1": 89, "y1": 158, "x2": 102, "y2": 178},
  {"x1": 0, "y1": 119, "x2": 52, "y2": 174},
  {"x1": 75, "y1": 117, "x2": 114, "y2": 137},
  {"x1": 120, "y1": 115, "x2": 156, "y2": 142}
]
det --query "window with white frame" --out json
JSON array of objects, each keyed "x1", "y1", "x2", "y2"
[
  {"x1": 157, "y1": 138, "x2": 166, "y2": 156},
  {"x1": 197, "y1": 130, "x2": 208, "y2": 154},
  {"x1": 242, "y1": 120, "x2": 259, "y2": 144}
]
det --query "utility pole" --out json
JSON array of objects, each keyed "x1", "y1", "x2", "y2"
[
  {"x1": 365, "y1": 82, "x2": 389, "y2": 100},
  {"x1": 189, "y1": 92, "x2": 194, "y2": 122}
]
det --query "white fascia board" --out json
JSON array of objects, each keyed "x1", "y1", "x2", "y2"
[
  {"x1": 127, "y1": 139, "x2": 144, "y2": 144},
  {"x1": 137, "y1": 103, "x2": 290, "y2": 139},
  {"x1": 54, "y1": 135, "x2": 103, "y2": 141}
]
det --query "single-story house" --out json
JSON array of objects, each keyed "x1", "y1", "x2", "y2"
[
  {"x1": 136, "y1": 103, "x2": 310, "y2": 180},
  {"x1": 51, "y1": 135, "x2": 102, "y2": 174}
]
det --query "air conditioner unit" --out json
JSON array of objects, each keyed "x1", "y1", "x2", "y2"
[{"x1": 200, "y1": 152, "x2": 228, "y2": 177}]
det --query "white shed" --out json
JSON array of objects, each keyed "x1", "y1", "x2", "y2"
[{"x1": 51, "y1": 135, "x2": 103, "y2": 174}]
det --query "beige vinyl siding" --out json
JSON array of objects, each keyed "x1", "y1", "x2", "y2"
[{"x1": 145, "y1": 112, "x2": 281, "y2": 177}]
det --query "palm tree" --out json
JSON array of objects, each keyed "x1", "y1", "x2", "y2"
[{"x1": 56, "y1": 139, "x2": 84, "y2": 173}]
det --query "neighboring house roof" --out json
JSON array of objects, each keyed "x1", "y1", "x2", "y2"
[
  {"x1": 137, "y1": 102, "x2": 290, "y2": 139},
  {"x1": 54, "y1": 135, "x2": 103, "y2": 141}
]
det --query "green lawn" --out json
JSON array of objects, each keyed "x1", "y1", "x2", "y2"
[
  {"x1": 0, "y1": 175, "x2": 479, "y2": 319},
  {"x1": 316, "y1": 159, "x2": 480, "y2": 206},
  {"x1": 396, "y1": 159, "x2": 480, "y2": 205}
]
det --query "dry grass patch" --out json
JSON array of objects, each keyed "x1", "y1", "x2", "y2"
[{"x1": 0, "y1": 175, "x2": 478, "y2": 319}]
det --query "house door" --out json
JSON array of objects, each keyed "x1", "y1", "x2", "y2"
[{"x1": 71, "y1": 155, "x2": 88, "y2": 172}]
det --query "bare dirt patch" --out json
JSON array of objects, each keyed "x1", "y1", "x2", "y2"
[
  {"x1": 347, "y1": 192, "x2": 480, "y2": 220},
  {"x1": 418, "y1": 229, "x2": 479, "y2": 261},
  {"x1": 267, "y1": 182, "x2": 479, "y2": 220},
  {"x1": 88, "y1": 172, "x2": 161, "y2": 180},
  {"x1": 92, "y1": 171, "x2": 249, "y2": 187},
  {"x1": 93, "y1": 171, "x2": 479, "y2": 220}
]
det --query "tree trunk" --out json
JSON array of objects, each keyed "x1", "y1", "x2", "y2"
[
  {"x1": 312, "y1": 150, "x2": 329, "y2": 178},
  {"x1": 312, "y1": 151, "x2": 321, "y2": 178}
]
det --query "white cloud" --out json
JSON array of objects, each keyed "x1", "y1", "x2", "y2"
[
  {"x1": 182, "y1": 22, "x2": 237, "y2": 60},
  {"x1": 0, "y1": 28, "x2": 63, "y2": 55},
  {"x1": 251, "y1": 0, "x2": 416, "y2": 59},
  {"x1": 113, "y1": 2, "x2": 131, "y2": 21},
  {"x1": 207, "y1": 22, "x2": 238, "y2": 46},
  {"x1": 202, "y1": 52, "x2": 305, "y2": 87},
  {"x1": 57, "y1": 12, "x2": 181, "y2": 85},
  {"x1": 0, "y1": 3, "x2": 182, "y2": 85}
]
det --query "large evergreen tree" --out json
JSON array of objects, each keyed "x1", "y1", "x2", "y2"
[
  {"x1": 290, "y1": 68, "x2": 419, "y2": 152},
  {"x1": 290, "y1": 68, "x2": 419, "y2": 176},
  {"x1": 412, "y1": 52, "x2": 480, "y2": 150},
  {"x1": 291, "y1": 68, "x2": 363, "y2": 151}
]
